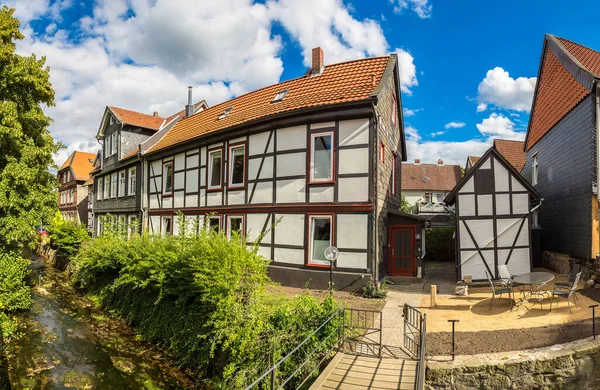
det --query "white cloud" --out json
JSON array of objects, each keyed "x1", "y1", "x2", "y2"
[
  {"x1": 11, "y1": 0, "x2": 420, "y2": 166},
  {"x1": 405, "y1": 126, "x2": 421, "y2": 141},
  {"x1": 390, "y1": 0, "x2": 432, "y2": 18},
  {"x1": 475, "y1": 113, "x2": 525, "y2": 140},
  {"x1": 403, "y1": 108, "x2": 423, "y2": 117},
  {"x1": 430, "y1": 131, "x2": 445, "y2": 137},
  {"x1": 476, "y1": 103, "x2": 487, "y2": 112},
  {"x1": 406, "y1": 138, "x2": 492, "y2": 165},
  {"x1": 444, "y1": 121, "x2": 466, "y2": 129},
  {"x1": 477, "y1": 67, "x2": 536, "y2": 112}
]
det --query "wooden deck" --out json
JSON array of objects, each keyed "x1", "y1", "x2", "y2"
[{"x1": 310, "y1": 353, "x2": 417, "y2": 390}]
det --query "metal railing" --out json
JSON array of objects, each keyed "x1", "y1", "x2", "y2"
[
  {"x1": 341, "y1": 308, "x2": 382, "y2": 358},
  {"x1": 403, "y1": 304, "x2": 427, "y2": 390},
  {"x1": 244, "y1": 309, "x2": 344, "y2": 390},
  {"x1": 417, "y1": 313, "x2": 427, "y2": 390}
]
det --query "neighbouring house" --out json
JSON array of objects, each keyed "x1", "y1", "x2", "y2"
[
  {"x1": 92, "y1": 92, "x2": 207, "y2": 236},
  {"x1": 493, "y1": 139, "x2": 526, "y2": 173},
  {"x1": 465, "y1": 156, "x2": 480, "y2": 171},
  {"x1": 522, "y1": 34, "x2": 600, "y2": 261},
  {"x1": 57, "y1": 151, "x2": 96, "y2": 224},
  {"x1": 401, "y1": 159, "x2": 461, "y2": 216},
  {"x1": 138, "y1": 48, "x2": 409, "y2": 289},
  {"x1": 445, "y1": 147, "x2": 541, "y2": 281}
]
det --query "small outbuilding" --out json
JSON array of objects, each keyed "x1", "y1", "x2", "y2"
[{"x1": 445, "y1": 147, "x2": 541, "y2": 281}]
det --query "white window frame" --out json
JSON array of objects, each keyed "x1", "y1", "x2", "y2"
[
  {"x1": 163, "y1": 161, "x2": 174, "y2": 195},
  {"x1": 435, "y1": 193, "x2": 444, "y2": 204},
  {"x1": 228, "y1": 144, "x2": 246, "y2": 189},
  {"x1": 207, "y1": 215, "x2": 221, "y2": 232},
  {"x1": 111, "y1": 133, "x2": 118, "y2": 156},
  {"x1": 226, "y1": 215, "x2": 244, "y2": 239},
  {"x1": 105, "y1": 137, "x2": 111, "y2": 159},
  {"x1": 308, "y1": 215, "x2": 333, "y2": 266},
  {"x1": 104, "y1": 175, "x2": 110, "y2": 199},
  {"x1": 118, "y1": 170, "x2": 126, "y2": 197},
  {"x1": 111, "y1": 173, "x2": 118, "y2": 198},
  {"x1": 309, "y1": 131, "x2": 334, "y2": 183},
  {"x1": 162, "y1": 216, "x2": 172, "y2": 236},
  {"x1": 423, "y1": 193, "x2": 432, "y2": 204},
  {"x1": 208, "y1": 149, "x2": 223, "y2": 190},
  {"x1": 128, "y1": 167, "x2": 136, "y2": 196},
  {"x1": 532, "y1": 153, "x2": 539, "y2": 186}
]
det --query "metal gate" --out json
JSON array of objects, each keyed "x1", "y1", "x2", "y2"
[
  {"x1": 341, "y1": 308, "x2": 382, "y2": 357},
  {"x1": 403, "y1": 303, "x2": 423, "y2": 359}
]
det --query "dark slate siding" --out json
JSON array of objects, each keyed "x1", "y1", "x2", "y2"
[
  {"x1": 93, "y1": 160, "x2": 142, "y2": 213},
  {"x1": 522, "y1": 95, "x2": 595, "y2": 259}
]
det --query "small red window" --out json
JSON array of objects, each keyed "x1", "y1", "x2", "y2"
[
  {"x1": 392, "y1": 95, "x2": 398, "y2": 127},
  {"x1": 380, "y1": 142, "x2": 385, "y2": 163},
  {"x1": 392, "y1": 152, "x2": 397, "y2": 195}
]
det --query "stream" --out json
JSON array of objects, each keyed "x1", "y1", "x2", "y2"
[{"x1": 5, "y1": 254, "x2": 197, "y2": 389}]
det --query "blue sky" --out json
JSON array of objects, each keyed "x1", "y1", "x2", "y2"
[{"x1": 6, "y1": 0, "x2": 600, "y2": 165}]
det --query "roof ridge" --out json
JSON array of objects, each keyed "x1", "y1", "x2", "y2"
[
  {"x1": 554, "y1": 35, "x2": 600, "y2": 56},
  {"x1": 109, "y1": 105, "x2": 166, "y2": 120}
]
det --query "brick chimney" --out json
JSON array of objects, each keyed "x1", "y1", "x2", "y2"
[
  {"x1": 312, "y1": 47, "x2": 324, "y2": 75},
  {"x1": 438, "y1": 159, "x2": 444, "y2": 166},
  {"x1": 414, "y1": 159, "x2": 421, "y2": 165},
  {"x1": 185, "y1": 86, "x2": 194, "y2": 118}
]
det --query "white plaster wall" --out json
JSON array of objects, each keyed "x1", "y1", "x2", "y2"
[
  {"x1": 274, "y1": 213, "x2": 304, "y2": 246},
  {"x1": 494, "y1": 159, "x2": 509, "y2": 192},
  {"x1": 149, "y1": 195, "x2": 159, "y2": 209},
  {"x1": 228, "y1": 190, "x2": 245, "y2": 205},
  {"x1": 337, "y1": 252, "x2": 367, "y2": 269},
  {"x1": 277, "y1": 125, "x2": 306, "y2": 150},
  {"x1": 207, "y1": 192, "x2": 221, "y2": 206},
  {"x1": 186, "y1": 170, "x2": 198, "y2": 193},
  {"x1": 337, "y1": 214, "x2": 368, "y2": 249},
  {"x1": 251, "y1": 182, "x2": 273, "y2": 204},
  {"x1": 477, "y1": 194, "x2": 493, "y2": 216},
  {"x1": 460, "y1": 250, "x2": 493, "y2": 280},
  {"x1": 276, "y1": 179, "x2": 305, "y2": 203},
  {"x1": 339, "y1": 148, "x2": 368, "y2": 174},
  {"x1": 256, "y1": 246, "x2": 271, "y2": 260},
  {"x1": 249, "y1": 131, "x2": 273, "y2": 156},
  {"x1": 310, "y1": 121, "x2": 335, "y2": 130},
  {"x1": 277, "y1": 153, "x2": 306, "y2": 177},
  {"x1": 185, "y1": 194, "x2": 198, "y2": 208},
  {"x1": 460, "y1": 176, "x2": 474, "y2": 193},
  {"x1": 186, "y1": 153, "x2": 199, "y2": 169},
  {"x1": 174, "y1": 153, "x2": 185, "y2": 171},
  {"x1": 339, "y1": 119, "x2": 369, "y2": 146},
  {"x1": 338, "y1": 177, "x2": 368, "y2": 202},
  {"x1": 173, "y1": 191, "x2": 184, "y2": 208},
  {"x1": 496, "y1": 194, "x2": 510, "y2": 215},
  {"x1": 162, "y1": 195, "x2": 173, "y2": 209},
  {"x1": 174, "y1": 172, "x2": 184, "y2": 190},
  {"x1": 246, "y1": 213, "x2": 271, "y2": 243},
  {"x1": 497, "y1": 219, "x2": 529, "y2": 247},
  {"x1": 249, "y1": 157, "x2": 273, "y2": 180},
  {"x1": 150, "y1": 176, "x2": 161, "y2": 194},
  {"x1": 498, "y1": 248, "x2": 530, "y2": 276},
  {"x1": 274, "y1": 247, "x2": 304, "y2": 265},
  {"x1": 149, "y1": 215, "x2": 160, "y2": 235},
  {"x1": 512, "y1": 176, "x2": 526, "y2": 192},
  {"x1": 513, "y1": 193, "x2": 529, "y2": 214},
  {"x1": 150, "y1": 160, "x2": 161, "y2": 176},
  {"x1": 458, "y1": 194, "x2": 475, "y2": 216},
  {"x1": 309, "y1": 186, "x2": 334, "y2": 203}
]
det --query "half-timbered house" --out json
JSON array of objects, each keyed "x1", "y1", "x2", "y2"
[
  {"x1": 92, "y1": 94, "x2": 207, "y2": 236},
  {"x1": 58, "y1": 151, "x2": 96, "y2": 224},
  {"x1": 445, "y1": 147, "x2": 541, "y2": 281},
  {"x1": 140, "y1": 48, "x2": 408, "y2": 289}
]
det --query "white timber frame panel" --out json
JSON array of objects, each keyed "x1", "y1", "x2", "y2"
[
  {"x1": 145, "y1": 118, "x2": 373, "y2": 272},
  {"x1": 454, "y1": 152, "x2": 537, "y2": 281}
]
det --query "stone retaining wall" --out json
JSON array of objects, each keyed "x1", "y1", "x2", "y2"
[{"x1": 426, "y1": 337, "x2": 600, "y2": 389}]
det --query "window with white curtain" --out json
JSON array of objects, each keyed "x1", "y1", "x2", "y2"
[{"x1": 310, "y1": 132, "x2": 333, "y2": 183}]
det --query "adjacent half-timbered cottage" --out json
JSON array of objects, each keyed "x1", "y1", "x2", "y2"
[
  {"x1": 445, "y1": 148, "x2": 541, "y2": 281},
  {"x1": 92, "y1": 96, "x2": 207, "y2": 236},
  {"x1": 522, "y1": 34, "x2": 600, "y2": 260},
  {"x1": 57, "y1": 151, "x2": 96, "y2": 224},
  {"x1": 140, "y1": 48, "x2": 407, "y2": 289}
]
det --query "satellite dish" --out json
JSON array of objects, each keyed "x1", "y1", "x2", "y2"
[{"x1": 324, "y1": 246, "x2": 339, "y2": 262}]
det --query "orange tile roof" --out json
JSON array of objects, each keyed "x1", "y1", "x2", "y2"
[
  {"x1": 467, "y1": 156, "x2": 480, "y2": 166},
  {"x1": 59, "y1": 151, "x2": 96, "y2": 181},
  {"x1": 148, "y1": 56, "x2": 391, "y2": 153},
  {"x1": 109, "y1": 106, "x2": 166, "y2": 131},
  {"x1": 401, "y1": 163, "x2": 462, "y2": 191},
  {"x1": 557, "y1": 37, "x2": 600, "y2": 77},
  {"x1": 526, "y1": 45, "x2": 590, "y2": 150},
  {"x1": 493, "y1": 139, "x2": 526, "y2": 172}
]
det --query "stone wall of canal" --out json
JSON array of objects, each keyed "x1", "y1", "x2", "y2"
[{"x1": 425, "y1": 337, "x2": 600, "y2": 389}]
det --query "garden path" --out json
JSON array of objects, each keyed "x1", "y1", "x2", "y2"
[{"x1": 6, "y1": 254, "x2": 197, "y2": 389}]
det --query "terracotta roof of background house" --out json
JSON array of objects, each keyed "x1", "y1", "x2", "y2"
[
  {"x1": 493, "y1": 139, "x2": 526, "y2": 172},
  {"x1": 526, "y1": 35, "x2": 599, "y2": 150},
  {"x1": 59, "y1": 151, "x2": 96, "y2": 181},
  {"x1": 147, "y1": 56, "x2": 391, "y2": 153},
  {"x1": 401, "y1": 163, "x2": 462, "y2": 191},
  {"x1": 467, "y1": 156, "x2": 480, "y2": 166}
]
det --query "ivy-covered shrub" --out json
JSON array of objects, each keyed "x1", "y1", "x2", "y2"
[
  {"x1": 71, "y1": 217, "x2": 340, "y2": 388},
  {"x1": 0, "y1": 251, "x2": 32, "y2": 340},
  {"x1": 47, "y1": 212, "x2": 89, "y2": 268},
  {"x1": 424, "y1": 227, "x2": 455, "y2": 262},
  {"x1": 362, "y1": 277, "x2": 388, "y2": 298}
]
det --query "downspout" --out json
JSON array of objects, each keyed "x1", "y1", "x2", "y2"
[
  {"x1": 372, "y1": 112, "x2": 379, "y2": 281},
  {"x1": 595, "y1": 82, "x2": 600, "y2": 258},
  {"x1": 137, "y1": 144, "x2": 147, "y2": 232}
]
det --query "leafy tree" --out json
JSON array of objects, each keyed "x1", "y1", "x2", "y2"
[
  {"x1": 0, "y1": 7, "x2": 60, "y2": 250},
  {"x1": 400, "y1": 195, "x2": 413, "y2": 213}
]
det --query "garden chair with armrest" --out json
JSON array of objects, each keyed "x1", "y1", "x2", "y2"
[
  {"x1": 486, "y1": 270, "x2": 513, "y2": 310},
  {"x1": 550, "y1": 272, "x2": 582, "y2": 313}
]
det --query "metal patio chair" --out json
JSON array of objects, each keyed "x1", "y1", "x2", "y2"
[
  {"x1": 550, "y1": 272, "x2": 582, "y2": 313},
  {"x1": 554, "y1": 263, "x2": 581, "y2": 302},
  {"x1": 486, "y1": 270, "x2": 513, "y2": 309},
  {"x1": 497, "y1": 264, "x2": 515, "y2": 287}
]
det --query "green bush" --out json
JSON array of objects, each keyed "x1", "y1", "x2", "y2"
[
  {"x1": 424, "y1": 227, "x2": 455, "y2": 262},
  {"x1": 0, "y1": 251, "x2": 32, "y2": 341},
  {"x1": 362, "y1": 277, "x2": 388, "y2": 298},
  {"x1": 47, "y1": 212, "x2": 89, "y2": 268},
  {"x1": 70, "y1": 218, "x2": 340, "y2": 388}
]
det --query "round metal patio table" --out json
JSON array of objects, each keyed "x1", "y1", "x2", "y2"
[{"x1": 512, "y1": 272, "x2": 555, "y2": 310}]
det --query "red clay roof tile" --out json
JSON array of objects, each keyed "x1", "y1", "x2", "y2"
[
  {"x1": 493, "y1": 139, "x2": 526, "y2": 172},
  {"x1": 401, "y1": 163, "x2": 462, "y2": 191},
  {"x1": 59, "y1": 151, "x2": 96, "y2": 181}
]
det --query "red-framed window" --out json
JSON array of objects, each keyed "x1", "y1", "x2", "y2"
[
  {"x1": 392, "y1": 152, "x2": 397, "y2": 196},
  {"x1": 227, "y1": 143, "x2": 246, "y2": 190},
  {"x1": 207, "y1": 147, "x2": 224, "y2": 191},
  {"x1": 392, "y1": 94, "x2": 398, "y2": 127},
  {"x1": 162, "y1": 161, "x2": 174, "y2": 196},
  {"x1": 309, "y1": 131, "x2": 334, "y2": 184},
  {"x1": 226, "y1": 214, "x2": 245, "y2": 240},
  {"x1": 306, "y1": 214, "x2": 334, "y2": 267},
  {"x1": 207, "y1": 214, "x2": 222, "y2": 232},
  {"x1": 380, "y1": 142, "x2": 385, "y2": 163}
]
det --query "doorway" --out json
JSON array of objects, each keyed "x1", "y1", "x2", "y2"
[{"x1": 388, "y1": 225, "x2": 416, "y2": 276}]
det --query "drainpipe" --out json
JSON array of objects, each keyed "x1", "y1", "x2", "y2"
[
  {"x1": 595, "y1": 82, "x2": 600, "y2": 257},
  {"x1": 137, "y1": 144, "x2": 147, "y2": 232}
]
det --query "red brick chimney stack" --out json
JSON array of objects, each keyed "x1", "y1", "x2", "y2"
[
  {"x1": 438, "y1": 159, "x2": 444, "y2": 166},
  {"x1": 312, "y1": 47, "x2": 324, "y2": 75},
  {"x1": 414, "y1": 159, "x2": 421, "y2": 165}
]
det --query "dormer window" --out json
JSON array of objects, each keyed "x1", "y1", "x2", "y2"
[
  {"x1": 271, "y1": 89, "x2": 289, "y2": 103},
  {"x1": 218, "y1": 107, "x2": 233, "y2": 120}
]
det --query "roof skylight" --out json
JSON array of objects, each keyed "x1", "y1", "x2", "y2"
[
  {"x1": 218, "y1": 107, "x2": 233, "y2": 120},
  {"x1": 271, "y1": 89, "x2": 289, "y2": 103}
]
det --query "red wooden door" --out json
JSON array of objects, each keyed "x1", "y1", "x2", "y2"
[{"x1": 388, "y1": 225, "x2": 416, "y2": 276}]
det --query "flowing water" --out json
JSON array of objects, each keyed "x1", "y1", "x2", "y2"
[{"x1": 5, "y1": 255, "x2": 197, "y2": 389}]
